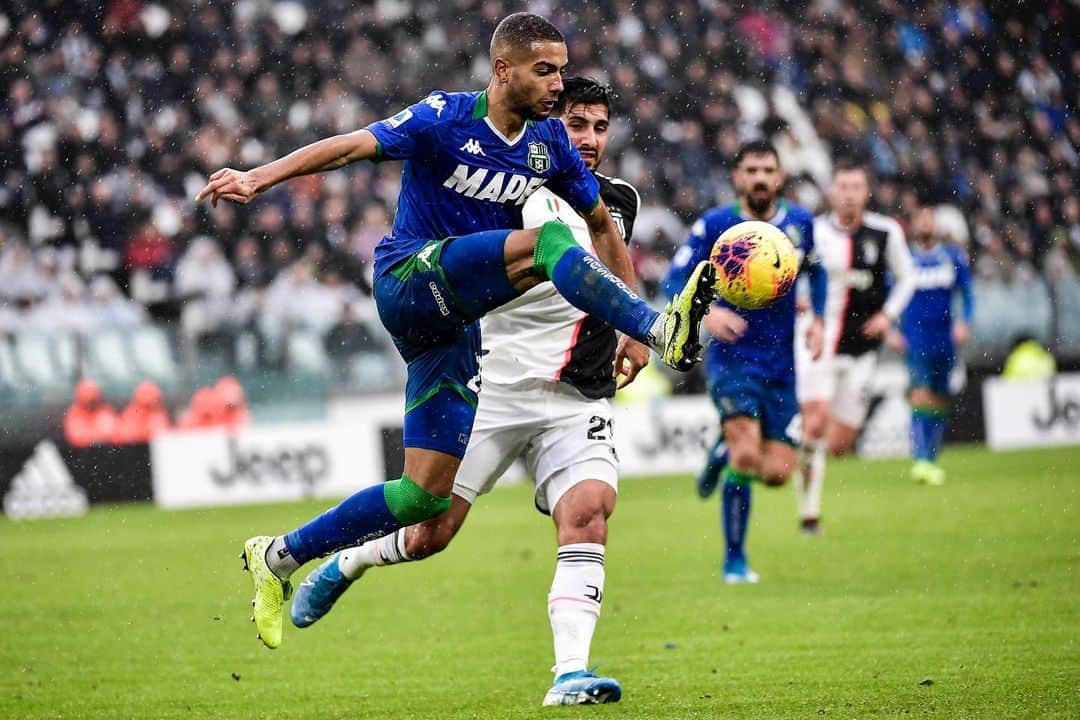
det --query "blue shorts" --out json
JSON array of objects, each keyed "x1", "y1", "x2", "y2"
[
  {"x1": 708, "y1": 369, "x2": 800, "y2": 447},
  {"x1": 906, "y1": 348, "x2": 954, "y2": 397},
  {"x1": 374, "y1": 230, "x2": 518, "y2": 458}
]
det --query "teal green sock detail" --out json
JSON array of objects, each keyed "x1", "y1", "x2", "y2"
[
  {"x1": 911, "y1": 404, "x2": 949, "y2": 421},
  {"x1": 722, "y1": 466, "x2": 758, "y2": 486},
  {"x1": 532, "y1": 221, "x2": 577, "y2": 280},
  {"x1": 382, "y1": 474, "x2": 451, "y2": 525}
]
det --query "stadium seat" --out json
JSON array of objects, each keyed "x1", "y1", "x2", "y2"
[
  {"x1": 12, "y1": 332, "x2": 64, "y2": 390},
  {"x1": 0, "y1": 334, "x2": 23, "y2": 396},
  {"x1": 53, "y1": 332, "x2": 81, "y2": 381},
  {"x1": 1053, "y1": 277, "x2": 1080, "y2": 354},
  {"x1": 85, "y1": 329, "x2": 139, "y2": 390},
  {"x1": 286, "y1": 329, "x2": 332, "y2": 376},
  {"x1": 129, "y1": 325, "x2": 180, "y2": 385}
]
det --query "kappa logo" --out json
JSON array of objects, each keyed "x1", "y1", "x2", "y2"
[
  {"x1": 527, "y1": 142, "x2": 550, "y2": 173},
  {"x1": 422, "y1": 94, "x2": 447, "y2": 117},
  {"x1": 417, "y1": 243, "x2": 438, "y2": 270},
  {"x1": 2, "y1": 440, "x2": 88, "y2": 521},
  {"x1": 460, "y1": 138, "x2": 486, "y2": 156}
]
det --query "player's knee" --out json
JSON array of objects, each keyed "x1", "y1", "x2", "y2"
[
  {"x1": 383, "y1": 475, "x2": 452, "y2": 526},
  {"x1": 533, "y1": 220, "x2": 577, "y2": 278},
  {"x1": 803, "y1": 413, "x2": 827, "y2": 443},
  {"x1": 557, "y1": 505, "x2": 609, "y2": 545}
]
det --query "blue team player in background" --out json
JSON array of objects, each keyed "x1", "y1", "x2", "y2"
[
  {"x1": 664, "y1": 140, "x2": 827, "y2": 584},
  {"x1": 889, "y1": 206, "x2": 973, "y2": 486},
  {"x1": 197, "y1": 12, "x2": 715, "y2": 650}
]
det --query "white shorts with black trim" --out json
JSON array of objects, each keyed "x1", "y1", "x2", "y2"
[
  {"x1": 452, "y1": 379, "x2": 618, "y2": 514},
  {"x1": 796, "y1": 350, "x2": 879, "y2": 429}
]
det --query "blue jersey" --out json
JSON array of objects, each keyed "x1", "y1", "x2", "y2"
[
  {"x1": 366, "y1": 90, "x2": 600, "y2": 280},
  {"x1": 901, "y1": 242, "x2": 973, "y2": 357},
  {"x1": 663, "y1": 201, "x2": 822, "y2": 381}
]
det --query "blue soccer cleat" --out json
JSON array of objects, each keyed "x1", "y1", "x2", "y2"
[
  {"x1": 696, "y1": 441, "x2": 729, "y2": 499},
  {"x1": 290, "y1": 554, "x2": 354, "y2": 628},
  {"x1": 542, "y1": 671, "x2": 623, "y2": 706},
  {"x1": 722, "y1": 557, "x2": 760, "y2": 585}
]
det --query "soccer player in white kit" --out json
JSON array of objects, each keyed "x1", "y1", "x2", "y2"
[
  {"x1": 794, "y1": 163, "x2": 915, "y2": 533},
  {"x1": 289, "y1": 78, "x2": 643, "y2": 706}
]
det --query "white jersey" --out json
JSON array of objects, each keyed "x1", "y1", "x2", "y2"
[
  {"x1": 480, "y1": 176, "x2": 640, "y2": 399},
  {"x1": 811, "y1": 210, "x2": 915, "y2": 357}
]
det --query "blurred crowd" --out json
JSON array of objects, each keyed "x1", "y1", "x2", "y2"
[
  {"x1": 0, "y1": 0, "x2": 1077, "y2": 343},
  {"x1": 63, "y1": 375, "x2": 250, "y2": 446}
]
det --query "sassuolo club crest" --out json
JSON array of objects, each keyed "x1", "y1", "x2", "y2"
[{"x1": 528, "y1": 142, "x2": 550, "y2": 173}]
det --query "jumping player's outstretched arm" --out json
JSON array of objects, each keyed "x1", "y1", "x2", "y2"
[{"x1": 195, "y1": 130, "x2": 379, "y2": 206}]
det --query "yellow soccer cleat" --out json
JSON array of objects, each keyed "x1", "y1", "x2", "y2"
[
  {"x1": 911, "y1": 459, "x2": 946, "y2": 487},
  {"x1": 241, "y1": 535, "x2": 293, "y2": 649},
  {"x1": 661, "y1": 260, "x2": 716, "y2": 371}
]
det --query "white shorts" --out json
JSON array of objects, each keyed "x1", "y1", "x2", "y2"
[
  {"x1": 796, "y1": 350, "x2": 879, "y2": 429},
  {"x1": 453, "y1": 379, "x2": 619, "y2": 514}
]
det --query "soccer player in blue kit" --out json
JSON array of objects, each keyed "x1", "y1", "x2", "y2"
[
  {"x1": 663, "y1": 140, "x2": 827, "y2": 583},
  {"x1": 196, "y1": 13, "x2": 715, "y2": 649},
  {"x1": 889, "y1": 206, "x2": 973, "y2": 486}
]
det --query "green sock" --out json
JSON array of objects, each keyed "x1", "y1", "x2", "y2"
[{"x1": 382, "y1": 474, "x2": 451, "y2": 525}]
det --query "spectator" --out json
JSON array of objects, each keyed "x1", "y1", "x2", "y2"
[
  {"x1": 86, "y1": 275, "x2": 146, "y2": 330},
  {"x1": 215, "y1": 376, "x2": 251, "y2": 431},
  {"x1": 63, "y1": 379, "x2": 119, "y2": 447},
  {"x1": 0, "y1": 0, "x2": 1074, "y2": 347},
  {"x1": 114, "y1": 380, "x2": 172, "y2": 444},
  {"x1": 176, "y1": 388, "x2": 223, "y2": 430},
  {"x1": 174, "y1": 236, "x2": 237, "y2": 339}
]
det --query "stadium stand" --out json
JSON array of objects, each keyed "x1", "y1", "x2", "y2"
[{"x1": 0, "y1": 1, "x2": 1076, "y2": 437}]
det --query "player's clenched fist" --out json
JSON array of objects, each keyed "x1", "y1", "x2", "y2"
[{"x1": 195, "y1": 168, "x2": 261, "y2": 207}]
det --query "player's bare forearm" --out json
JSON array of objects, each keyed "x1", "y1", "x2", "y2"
[
  {"x1": 196, "y1": 130, "x2": 377, "y2": 205},
  {"x1": 584, "y1": 201, "x2": 640, "y2": 293},
  {"x1": 251, "y1": 130, "x2": 377, "y2": 190}
]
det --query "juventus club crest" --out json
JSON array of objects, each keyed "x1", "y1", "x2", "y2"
[{"x1": 528, "y1": 142, "x2": 550, "y2": 173}]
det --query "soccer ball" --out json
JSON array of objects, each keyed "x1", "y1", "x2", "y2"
[{"x1": 709, "y1": 220, "x2": 799, "y2": 310}]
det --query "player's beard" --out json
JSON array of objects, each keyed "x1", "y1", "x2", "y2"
[{"x1": 746, "y1": 188, "x2": 775, "y2": 217}]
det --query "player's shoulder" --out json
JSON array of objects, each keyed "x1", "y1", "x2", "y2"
[
  {"x1": 863, "y1": 210, "x2": 904, "y2": 236},
  {"x1": 412, "y1": 90, "x2": 484, "y2": 124},
  {"x1": 690, "y1": 204, "x2": 737, "y2": 239},
  {"x1": 944, "y1": 242, "x2": 970, "y2": 265},
  {"x1": 595, "y1": 173, "x2": 641, "y2": 215},
  {"x1": 782, "y1": 201, "x2": 814, "y2": 224}
]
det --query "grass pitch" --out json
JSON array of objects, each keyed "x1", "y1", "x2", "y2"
[{"x1": 1, "y1": 445, "x2": 1077, "y2": 719}]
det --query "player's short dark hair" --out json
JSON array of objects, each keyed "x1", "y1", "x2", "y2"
[
  {"x1": 490, "y1": 13, "x2": 564, "y2": 57},
  {"x1": 553, "y1": 77, "x2": 611, "y2": 116},
  {"x1": 833, "y1": 157, "x2": 868, "y2": 177},
  {"x1": 733, "y1": 139, "x2": 779, "y2": 166}
]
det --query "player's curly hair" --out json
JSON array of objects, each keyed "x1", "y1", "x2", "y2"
[
  {"x1": 490, "y1": 13, "x2": 564, "y2": 57},
  {"x1": 733, "y1": 139, "x2": 779, "y2": 166},
  {"x1": 553, "y1": 77, "x2": 613, "y2": 116}
]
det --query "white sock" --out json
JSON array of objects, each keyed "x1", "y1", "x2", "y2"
[
  {"x1": 337, "y1": 529, "x2": 410, "y2": 580},
  {"x1": 548, "y1": 543, "x2": 605, "y2": 679},
  {"x1": 797, "y1": 442, "x2": 826, "y2": 519},
  {"x1": 265, "y1": 536, "x2": 299, "y2": 579}
]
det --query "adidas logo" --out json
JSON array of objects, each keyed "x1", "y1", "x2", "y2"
[
  {"x1": 2, "y1": 440, "x2": 88, "y2": 521},
  {"x1": 460, "y1": 138, "x2": 485, "y2": 156}
]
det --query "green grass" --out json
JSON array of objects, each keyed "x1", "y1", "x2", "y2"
[{"x1": 1, "y1": 445, "x2": 1077, "y2": 719}]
